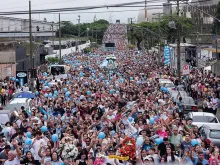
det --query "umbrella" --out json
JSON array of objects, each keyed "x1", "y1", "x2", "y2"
[{"x1": 13, "y1": 92, "x2": 35, "y2": 99}]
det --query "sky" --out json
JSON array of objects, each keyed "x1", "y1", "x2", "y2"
[{"x1": 0, "y1": 0, "x2": 168, "y2": 24}]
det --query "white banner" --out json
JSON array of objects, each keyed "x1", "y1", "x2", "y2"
[{"x1": 182, "y1": 64, "x2": 190, "y2": 75}]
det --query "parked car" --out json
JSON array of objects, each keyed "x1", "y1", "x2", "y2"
[
  {"x1": 0, "y1": 110, "x2": 12, "y2": 125},
  {"x1": 176, "y1": 85, "x2": 185, "y2": 91},
  {"x1": 185, "y1": 112, "x2": 220, "y2": 128},
  {"x1": 182, "y1": 97, "x2": 198, "y2": 113},
  {"x1": 159, "y1": 79, "x2": 174, "y2": 87},
  {"x1": 199, "y1": 125, "x2": 220, "y2": 146},
  {"x1": 164, "y1": 83, "x2": 176, "y2": 92},
  {"x1": 4, "y1": 98, "x2": 32, "y2": 111},
  {"x1": 169, "y1": 91, "x2": 188, "y2": 101}
]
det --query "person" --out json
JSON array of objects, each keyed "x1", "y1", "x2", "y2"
[
  {"x1": 169, "y1": 127, "x2": 183, "y2": 155},
  {"x1": 38, "y1": 146, "x2": 52, "y2": 165},
  {"x1": 48, "y1": 151, "x2": 63, "y2": 165},
  {"x1": 75, "y1": 149, "x2": 93, "y2": 165},
  {"x1": 4, "y1": 140, "x2": 21, "y2": 165},
  {"x1": 1, "y1": 86, "x2": 6, "y2": 106},
  {"x1": 164, "y1": 146, "x2": 179, "y2": 163},
  {"x1": 158, "y1": 137, "x2": 175, "y2": 157},
  {"x1": 0, "y1": 145, "x2": 10, "y2": 164},
  {"x1": 211, "y1": 94, "x2": 218, "y2": 115},
  {"x1": 20, "y1": 151, "x2": 40, "y2": 165},
  {"x1": 31, "y1": 131, "x2": 47, "y2": 161},
  {"x1": 176, "y1": 91, "x2": 184, "y2": 118},
  {"x1": 190, "y1": 151, "x2": 209, "y2": 165}
]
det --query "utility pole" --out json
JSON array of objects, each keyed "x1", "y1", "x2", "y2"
[
  {"x1": 145, "y1": 0, "x2": 147, "y2": 21},
  {"x1": 59, "y1": 13, "x2": 61, "y2": 62},
  {"x1": 176, "y1": 0, "x2": 181, "y2": 78},
  {"x1": 52, "y1": 22, "x2": 54, "y2": 48},
  {"x1": 77, "y1": 15, "x2": 81, "y2": 52},
  {"x1": 96, "y1": 29, "x2": 98, "y2": 44},
  {"x1": 169, "y1": 0, "x2": 188, "y2": 77},
  {"x1": 92, "y1": 28, "x2": 94, "y2": 42},
  {"x1": 129, "y1": 18, "x2": 135, "y2": 45},
  {"x1": 86, "y1": 28, "x2": 89, "y2": 40},
  {"x1": 196, "y1": 31, "x2": 199, "y2": 67},
  {"x1": 29, "y1": 0, "x2": 34, "y2": 92},
  {"x1": 153, "y1": 13, "x2": 164, "y2": 65}
]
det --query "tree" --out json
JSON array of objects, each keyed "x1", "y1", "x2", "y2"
[
  {"x1": 212, "y1": 2, "x2": 220, "y2": 34},
  {"x1": 46, "y1": 57, "x2": 59, "y2": 64},
  {"x1": 127, "y1": 22, "x2": 160, "y2": 50},
  {"x1": 159, "y1": 14, "x2": 193, "y2": 43},
  {"x1": 128, "y1": 14, "x2": 194, "y2": 50},
  {"x1": 56, "y1": 19, "x2": 109, "y2": 44}
]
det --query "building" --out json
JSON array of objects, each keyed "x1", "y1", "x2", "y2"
[
  {"x1": 0, "y1": 41, "x2": 54, "y2": 80},
  {"x1": 0, "y1": 16, "x2": 58, "y2": 40},
  {"x1": 0, "y1": 42, "x2": 16, "y2": 80}
]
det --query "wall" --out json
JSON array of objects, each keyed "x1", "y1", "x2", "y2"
[
  {"x1": 0, "y1": 42, "x2": 16, "y2": 65},
  {"x1": 0, "y1": 64, "x2": 16, "y2": 80},
  {"x1": 212, "y1": 60, "x2": 220, "y2": 75},
  {"x1": 0, "y1": 16, "x2": 58, "y2": 39},
  {"x1": 0, "y1": 16, "x2": 58, "y2": 33},
  {"x1": 53, "y1": 42, "x2": 91, "y2": 57},
  {"x1": 16, "y1": 44, "x2": 30, "y2": 71}
]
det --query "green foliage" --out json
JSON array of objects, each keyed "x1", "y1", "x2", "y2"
[
  {"x1": 57, "y1": 19, "x2": 109, "y2": 44},
  {"x1": 128, "y1": 14, "x2": 194, "y2": 50},
  {"x1": 47, "y1": 57, "x2": 60, "y2": 64},
  {"x1": 160, "y1": 14, "x2": 194, "y2": 43},
  {"x1": 212, "y1": 2, "x2": 220, "y2": 34},
  {"x1": 83, "y1": 47, "x2": 92, "y2": 54}
]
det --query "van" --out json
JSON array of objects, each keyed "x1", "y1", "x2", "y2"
[
  {"x1": 4, "y1": 98, "x2": 32, "y2": 111},
  {"x1": 47, "y1": 65, "x2": 70, "y2": 75}
]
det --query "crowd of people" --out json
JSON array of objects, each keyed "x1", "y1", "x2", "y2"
[
  {"x1": 0, "y1": 25, "x2": 219, "y2": 165},
  {"x1": 102, "y1": 24, "x2": 128, "y2": 51}
]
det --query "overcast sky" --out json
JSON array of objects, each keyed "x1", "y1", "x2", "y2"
[{"x1": 0, "y1": 0, "x2": 168, "y2": 24}]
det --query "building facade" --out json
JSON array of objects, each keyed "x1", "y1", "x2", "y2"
[{"x1": 0, "y1": 16, "x2": 58, "y2": 40}]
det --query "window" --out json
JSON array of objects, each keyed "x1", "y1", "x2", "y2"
[
  {"x1": 182, "y1": 98, "x2": 195, "y2": 105},
  {"x1": 51, "y1": 66, "x2": 65, "y2": 75},
  {"x1": 192, "y1": 116, "x2": 218, "y2": 123},
  {"x1": 209, "y1": 130, "x2": 220, "y2": 139}
]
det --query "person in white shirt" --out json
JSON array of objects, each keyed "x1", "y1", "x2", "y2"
[
  {"x1": 211, "y1": 94, "x2": 218, "y2": 115},
  {"x1": 31, "y1": 131, "x2": 47, "y2": 161},
  {"x1": 4, "y1": 140, "x2": 21, "y2": 165}
]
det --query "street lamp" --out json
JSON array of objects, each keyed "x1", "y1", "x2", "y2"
[{"x1": 86, "y1": 28, "x2": 90, "y2": 41}]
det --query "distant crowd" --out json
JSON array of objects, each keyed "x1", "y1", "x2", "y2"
[{"x1": 102, "y1": 24, "x2": 128, "y2": 51}]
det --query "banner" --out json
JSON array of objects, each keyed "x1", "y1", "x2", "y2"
[
  {"x1": 164, "y1": 46, "x2": 172, "y2": 65},
  {"x1": 182, "y1": 64, "x2": 190, "y2": 75},
  {"x1": 16, "y1": 71, "x2": 28, "y2": 87},
  {"x1": 108, "y1": 155, "x2": 129, "y2": 161}
]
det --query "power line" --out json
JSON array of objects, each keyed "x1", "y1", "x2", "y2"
[
  {"x1": 0, "y1": 0, "x2": 166, "y2": 15},
  {"x1": 1, "y1": 0, "x2": 81, "y2": 11}
]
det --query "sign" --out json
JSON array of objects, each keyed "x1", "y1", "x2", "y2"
[
  {"x1": 164, "y1": 46, "x2": 172, "y2": 65},
  {"x1": 17, "y1": 72, "x2": 27, "y2": 78},
  {"x1": 182, "y1": 64, "x2": 190, "y2": 75},
  {"x1": 16, "y1": 71, "x2": 28, "y2": 87}
]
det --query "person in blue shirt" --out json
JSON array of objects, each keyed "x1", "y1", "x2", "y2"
[
  {"x1": 191, "y1": 151, "x2": 209, "y2": 165},
  {"x1": 142, "y1": 137, "x2": 153, "y2": 151}
]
